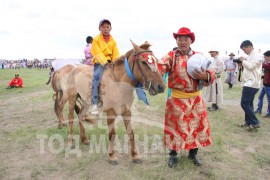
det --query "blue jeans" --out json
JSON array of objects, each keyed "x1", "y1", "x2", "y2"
[
  {"x1": 241, "y1": 86, "x2": 260, "y2": 126},
  {"x1": 91, "y1": 64, "x2": 105, "y2": 105},
  {"x1": 257, "y1": 87, "x2": 265, "y2": 113},
  {"x1": 257, "y1": 86, "x2": 270, "y2": 115}
]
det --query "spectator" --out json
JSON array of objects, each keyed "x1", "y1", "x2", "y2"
[
  {"x1": 8, "y1": 74, "x2": 23, "y2": 88},
  {"x1": 205, "y1": 48, "x2": 225, "y2": 111},
  {"x1": 254, "y1": 50, "x2": 270, "y2": 118},
  {"x1": 238, "y1": 40, "x2": 263, "y2": 130},
  {"x1": 224, "y1": 52, "x2": 238, "y2": 89}
]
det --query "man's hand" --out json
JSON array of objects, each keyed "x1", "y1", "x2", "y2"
[
  {"x1": 192, "y1": 67, "x2": 207, "y2": 81},
  {"x1": 239, "y1": 56, "x2": 245, "y2": 62}
]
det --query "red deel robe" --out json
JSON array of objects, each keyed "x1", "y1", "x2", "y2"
[{"x1": 8, "y1": 78, "x2": 23, "y2": 87}]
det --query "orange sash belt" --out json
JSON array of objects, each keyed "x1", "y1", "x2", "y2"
[{"x1": 171, "y1": 88, "x2": 200, "y2": 98}]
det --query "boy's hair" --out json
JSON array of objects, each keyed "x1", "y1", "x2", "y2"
[
  {"x1": 263, "y1": 50, "x2": 270, "y2": 57},
  {"x1": 99, "y1": 19, "x2": 111, "y2": 28},
  {"x1": 86, "y1": 36, "x2": 93, "y2": 43},
  {"x1": 240, "y1": 40, "x2": 253, "y2": 49}
]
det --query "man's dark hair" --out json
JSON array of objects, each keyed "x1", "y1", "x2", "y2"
[
  {"x1": 86, "y1": 36, "x2": 93, "y2": 44},
  {"x1": 263, "y1": 50, "x2": 270, "y2": 57},
  {"x1": 240, "y1": 40, "x2": 253, "y2": 49}
]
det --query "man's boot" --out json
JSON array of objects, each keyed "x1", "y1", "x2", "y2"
[
  {"x1": 209, "y1": 103, "x2": 218, "y2": 111},
  {"x1": 168, "y1": 150, "x2": 177, "y2": 168},
  {"x1": 188, "y1": 148, "x2": 202, "y2": 166}
]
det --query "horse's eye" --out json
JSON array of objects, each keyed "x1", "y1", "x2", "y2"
[{"x1": 141, "y1": 61, "x2": 148, "y2": 65}]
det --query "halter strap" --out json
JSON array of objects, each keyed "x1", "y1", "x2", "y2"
[{"x1": 124, "y1": 57, "x2": 137, "y2": 81}]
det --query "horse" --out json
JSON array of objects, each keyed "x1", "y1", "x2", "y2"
[{"x1": 54, "y1": 41, "x2": 166, "y2": 164}]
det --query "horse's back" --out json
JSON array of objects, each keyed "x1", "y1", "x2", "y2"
[{"x1": 72, "y1": 65, "x2": 94, "y2": 104}]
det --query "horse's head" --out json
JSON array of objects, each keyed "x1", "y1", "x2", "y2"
[{"x1": 124, "y1": 40, "x2": 166, "y2": 96}]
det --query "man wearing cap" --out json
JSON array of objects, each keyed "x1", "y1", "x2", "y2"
[
  {"x1": 238, "y1": 40, "x2": 263, "y2": 130},
  {"x1": 254, "y1": 50, "x2": 270, "y2": 118},
  {"x1": 224, "y1": 52, "x2": 238, "y2": 89},
  {"x1": 158, "y1": 27, "x2": 215, "y2": 167},
  {"x1": 205, "y1": 49, "x2": 225, "y2": 111},
  {"x1": 8, "y1": 74, "x2": 23, "y2": 88},
  {"x1": 90, "y1": 19, "x2": 120, "y2": 115}
]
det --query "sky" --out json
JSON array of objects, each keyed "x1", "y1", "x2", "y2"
[{"x1": 1, "y1": 0, "x2": 270, "y2": 60}]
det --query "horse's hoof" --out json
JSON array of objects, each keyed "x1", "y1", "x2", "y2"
[
  {"x1": 58, "y1": 125, "x2": 62, "y2": 129},
  {"x1": 133, "y1": 159, "x2": 142, "y2": 164},
  {"x1": 83, "y1": 140, "x2": 90, "y2": 145},
  {"x1": 67, "y1": 143, "x2": 75, "y2": 149},
  {"x1": 109, "y1": 160, "x2": 119, "y2": 165}
]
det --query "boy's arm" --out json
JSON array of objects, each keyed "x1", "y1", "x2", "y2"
[{"x1": 90, "y1": 38, "x2": 108, "y2": 66}]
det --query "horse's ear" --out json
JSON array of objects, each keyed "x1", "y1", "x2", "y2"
[
  {"x1": 130, "y1": 39, "x2": 140, "y2": 51},
  {"x1": 140, "y1": 41, "x2": 151, "y2": 50}
]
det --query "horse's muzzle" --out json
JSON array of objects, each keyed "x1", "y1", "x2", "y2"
[{"x1": 157, "y1": 84, "x2": 165, "y2": 93}]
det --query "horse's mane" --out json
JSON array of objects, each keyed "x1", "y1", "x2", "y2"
[{"x1": 113, "y1": 41, "x2": 152, "y2": 66}]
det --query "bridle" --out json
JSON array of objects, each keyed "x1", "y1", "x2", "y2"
[{"x1": 125, "y1": 50, "x2": 158, "y2": 92}]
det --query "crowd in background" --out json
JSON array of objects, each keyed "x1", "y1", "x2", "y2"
[{"x1": 0, "y1": 59, "x2": 55, "y2": 69}]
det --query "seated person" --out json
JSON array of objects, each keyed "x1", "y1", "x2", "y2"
[{"x1": 8, "y1": 74, "x2": 23, "y2": 88}]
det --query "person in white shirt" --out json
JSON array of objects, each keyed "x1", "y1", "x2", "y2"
[
  {"x1": 238, "y1": 40, "x2": 263, "y2": 130},
  {"x1": 205, "y1": 49, "x2": 225, "y2": 111}
]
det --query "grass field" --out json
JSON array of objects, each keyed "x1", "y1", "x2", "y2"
[{"x1": 1, "y1": 68, "x2": 270, "y2": 180}]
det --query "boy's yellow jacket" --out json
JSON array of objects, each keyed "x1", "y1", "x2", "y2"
[{"x1": 90, "y1": 33, "x2": 120, "y2": 66}]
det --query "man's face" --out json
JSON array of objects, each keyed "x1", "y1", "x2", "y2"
[
  {"x1": 241, "y1": 46, "x2": 253, "y2": 55},
  {"x1": 15, "y1": 75, "x2": 19, "y2": 79},
  {"x1": 229, "y1": 55, "x2": 234, "y2": 59},
  {"x1": 99, "y1": 23, "x2": 112, "y2": 37},
  {"x1": 176, "y1": 36, "x2": 192, "y2": 54},
  {"x1": 209, "y1": 51, "x2": 218, "y2": 58}
]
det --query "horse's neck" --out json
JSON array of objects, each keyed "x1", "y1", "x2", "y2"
[{"x1": 109, "y1": 62, "x2": 137, "y2": 87}]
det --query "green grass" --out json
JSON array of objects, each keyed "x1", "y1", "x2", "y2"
[{"x1": 1, "y1": 68, "x2": 270, "y2": 179}]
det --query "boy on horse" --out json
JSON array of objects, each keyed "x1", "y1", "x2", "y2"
[
  {"x1": 90, "y1": 19, "x2": 120, "y2": 115},
  {"x1": 84, "y1": 36, "x2": 94, "y2": 65}
]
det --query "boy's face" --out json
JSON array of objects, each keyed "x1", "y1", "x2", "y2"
[
  {"x1": 99, "y1": 23, "x2": 112, "y2": 37},
  {"x1": 264, "y1": 56, "x2": 270, "y2": 62}
]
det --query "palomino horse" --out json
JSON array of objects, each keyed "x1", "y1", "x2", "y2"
[
  {"x1": 51, "y1": 64, "x2": 94, "y2": 146},
  {"x1": 54, "y1": 41, "x2": 166, "y2": 164},
  {"x1": 52, "y1": 64, "x2": 76, "y2": 128}
]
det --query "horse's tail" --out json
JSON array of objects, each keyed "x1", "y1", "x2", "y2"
[
  {"x1": 75, "y1": 95, "x2": 82, "y2": 115},
  {"x1": 51, "y1": 71, "x2": 62, "y2": 118},
  {"x1": 51, "y1": 71, "x2": 60, "y2": 93}
]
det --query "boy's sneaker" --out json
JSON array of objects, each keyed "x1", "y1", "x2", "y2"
[{"x1": 91, "y1": 105, "x2": 98, "y2": 115}]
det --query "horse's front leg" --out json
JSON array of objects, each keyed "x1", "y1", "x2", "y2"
[
  {"x1": 123, "y1": 110, "x2": 142, "y2": 164},
  {"x1": 106, "y1": 110, "x2": 118, "y2": 165}
]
